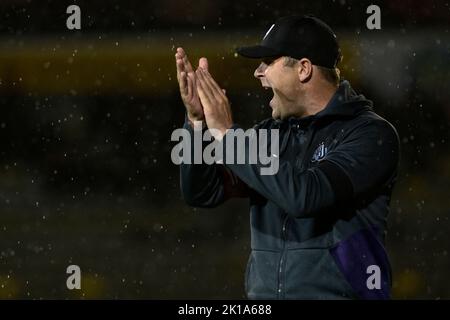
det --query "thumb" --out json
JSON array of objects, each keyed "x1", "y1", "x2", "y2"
[{"x1": 199, "y1": 57, "x2": 208, "y2": 71}]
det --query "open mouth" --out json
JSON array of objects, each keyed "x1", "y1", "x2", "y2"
[{"x1": 260, "y1": 79, "x2": 271, "y2": 90}]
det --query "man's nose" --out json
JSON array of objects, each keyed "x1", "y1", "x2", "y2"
[{"x1": 254, "y1": 63, "x2": 266, "y2": 79}]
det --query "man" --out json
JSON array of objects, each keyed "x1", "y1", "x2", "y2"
[{"x1": 175, "y1": 15, "x2": 400, "y2": 299}]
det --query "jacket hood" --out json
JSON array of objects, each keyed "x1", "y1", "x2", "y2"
[
  {"x1": 277, "y1": 80, "x2": 373, "y2": 127},
  {"x1": 316, "y1": 80, "x2": 373, "y2": 118}
]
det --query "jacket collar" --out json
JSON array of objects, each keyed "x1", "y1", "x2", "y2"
[{"x1": 279, "y1": 80, "x2": 373, "y2": 128}]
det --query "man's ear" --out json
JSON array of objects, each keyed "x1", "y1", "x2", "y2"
[{"x1": 297, "y1": 58, "x2": 313, "y2": 82}]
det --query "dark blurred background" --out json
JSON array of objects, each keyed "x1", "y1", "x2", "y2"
[{"x1": 0, "y1": 0, "x2": 449, "y2": 299}]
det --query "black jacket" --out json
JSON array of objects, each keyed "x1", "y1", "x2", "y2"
[{"x1": 180, "y1": 80, "x2": 400, "y2": 299}]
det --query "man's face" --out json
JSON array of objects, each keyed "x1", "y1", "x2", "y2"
[{"x1": 254, "y1": 57, "x2": 302, "y2": 120}]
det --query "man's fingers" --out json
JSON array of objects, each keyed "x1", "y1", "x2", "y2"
[
  {"x1": 175, "y1": 56, "x2": 185, "y2": 81},
  {"x1": 178, "y1": 71, "x2": 188, "y2": 96},
  {"x1": 183, "y1": 57, "x2": 194, "y2": 73},
  {"x1": 196, "y1": 70, "x2": 216, "y2": 114},
  {"x1": 175, "y1": 49, "x2": 191, "y2": 97},
  {"x1": 195, "y1": 69, "x2": 208, "y2": 101},
  {"x1": 195, "y1": 74, "x2": 208, "y2": 106},
  {"x1": 176, "y1": 47, "x2": 187, "y2": 62},
  {"x1": 201, "y1": 69, "x2": 227, "y2": 100},
  {"x1": 196, "y1": 69, "x2": 216, "y2": 103},
  {"x1": 176, "y1": 49, "x2": 224, "y2": 109},
  {"x1": 175, "y1": 47, "x2": 194, "y2": 72},
  {"x1": 180, "y1": 49, "x2": 194, "y2": 73},
  {"x1": 199, "y1": 57, "x2": 208, "y2": 71},
  {"x1": 186, "y1": 72, "x2": 195, "y2": 99}
]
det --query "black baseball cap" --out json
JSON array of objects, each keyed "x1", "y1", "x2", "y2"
[{"x1": 236, "y1": 15, "x2": 342, "y2": 68}]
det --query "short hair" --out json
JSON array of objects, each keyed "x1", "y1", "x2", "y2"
[{"x1": 283, "y1": 56, "x2": 340, "y2": 86}]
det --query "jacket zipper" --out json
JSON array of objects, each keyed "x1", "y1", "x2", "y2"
[
  {"x1": 277, "y1": 122, "x2": 315, "y2": 298},
  {"x1": 277, "y1": 213, "x2": 290, "y2": 298}
]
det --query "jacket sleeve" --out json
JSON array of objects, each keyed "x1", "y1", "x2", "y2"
[
  {"x1": 221, "y1": 119, "x2": 400, "y2": 218},
  {"x1": 179, "y1": 116, "x2": 248, "y2": 208}
]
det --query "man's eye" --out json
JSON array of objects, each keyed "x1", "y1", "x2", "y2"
[{"x1": 263, "y1": 57, "x2": 276, "y2": 65}]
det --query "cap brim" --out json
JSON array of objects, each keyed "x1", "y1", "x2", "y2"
[{"x1": 235, "y1": 45, "x2": 281, "y2": 59}]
